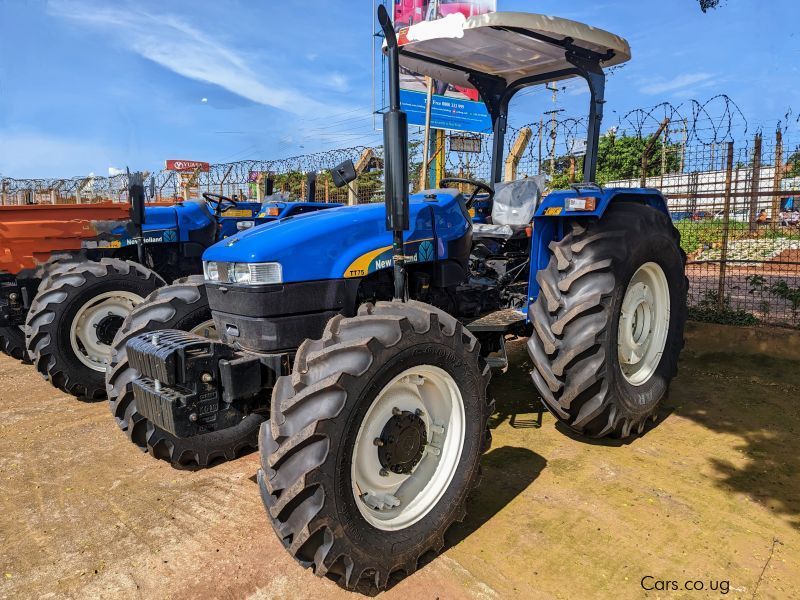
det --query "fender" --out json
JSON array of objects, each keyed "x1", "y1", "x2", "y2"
[{"x1": 526, "y1": 187, "x2": 670, "y2": 312}]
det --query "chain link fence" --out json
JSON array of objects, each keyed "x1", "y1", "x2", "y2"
[{"x1": 2, "y1": 95, "x2": 798, "y2": 327}]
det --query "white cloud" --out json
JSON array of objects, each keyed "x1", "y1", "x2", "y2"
[
  {"x1": 108, "y1": 166, "x2": 125, "y2": 176},
  {"x1": 639, "y1": 73, "x2": 714, "y2": 95},
  {"x1": 47, "y1": 1, "x2": 331, "y2": 116}
]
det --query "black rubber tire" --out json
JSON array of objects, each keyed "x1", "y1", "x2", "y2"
[
  {"x1": 259, "y1": 300, "x2": 492, "y2": 593},
  {"x1": 106, "y1": 276, "x2": 263, "y2": 467},
  {"x1": 26, "y1": 258, "x2": 165, "y2": 400},
  {"x1": 0, "y1": 260, "x2": 79, "y2": 363},
  {"x1": 527, "y1": 202, "x2": 688, "y2": 438},
  {"x1": 0, "y1": 326, "x2": 27, "y2": 361}
]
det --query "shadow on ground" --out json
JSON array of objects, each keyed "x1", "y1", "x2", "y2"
[
  {"x1": 669, "y1": 349, "x2": 800, "y2": 529},
  {"x1": 445, "y1": 445, "x2": 547, "y2": 548}
]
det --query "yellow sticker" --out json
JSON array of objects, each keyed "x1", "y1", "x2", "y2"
[
  {"x1": 224, "y1": 209, "x2": 253, "y2": 217},
  {"x1": 544, "y1": 207, "x2": 563, "y2": 216},
  {"x1": 468, "y1": 208, "x2": 476, "y2": 218}
]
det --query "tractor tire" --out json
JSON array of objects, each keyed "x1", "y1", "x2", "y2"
[
  {"x1": 105, "y1": 276, "x2": 262, "y2": 467},
  {"x1": 0, "y1": 326, "x2": 27, "y2": 361},
  {"x1": 527, "y1": 202, "x2": 688, "y2": 438},
  {"x1": 259, "y1": 300, "x2": 492, "y2": 593},
  {"x1": 26, "y1": 258, "x2": 165, "y2": 400},
  {"x1": 0, "y1": 260, "x2": 80, "y2": 363}
]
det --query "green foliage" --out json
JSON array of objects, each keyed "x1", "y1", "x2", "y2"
[
  {"x1": 688, "y1": 290, "x2": 759, "y2": 326},
  {"x1": 596, "y1": 131, "x2": 682, "y2": 184},
  {"x1": 748, "y1": 275, "x2": 800, "y2": 316},
  {"x1": 784, "y1": 150, "x2": 800, "y2": 179}
]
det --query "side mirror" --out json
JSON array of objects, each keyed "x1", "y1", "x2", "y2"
[
  {"x1": 128, "y1": 170, "x2": 146, "y2": 227},
  {"x1": 331, "y1": 160, "x2": 357, "y2": 188}
]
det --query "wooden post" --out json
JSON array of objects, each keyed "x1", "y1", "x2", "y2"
[
  {"x1": 771, "y1": 128, "x2": 783, "y2": 226},
  {"x1": 748, "y1": 133, "x2": 762, "y2": 233},
  {"x1": 349, "y1": 148, "x2": 376, "y2": 206},
  {"x1": 717, "y1": 142, "x2": 735, "y2": 310},
  {"x1": 504, "y1": 127, "x2": 532, "y2": 182},
  {"x1": 0, "y1": 179, "x2": 6, "y2": 206},
  {"x1": 640, "y1": 118, "x2": 669, "y2": 188},
  {"x1": 325, "y1": 178, "x2": 330, "y2": 202}
]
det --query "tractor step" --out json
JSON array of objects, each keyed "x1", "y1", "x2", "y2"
[{"x1": 466, "y1": 308, "x2": 526, "y2": 333}]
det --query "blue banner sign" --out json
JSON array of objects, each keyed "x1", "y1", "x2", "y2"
[{"x1": 401, "y1": 89, "x2": 492, "y2": 134}]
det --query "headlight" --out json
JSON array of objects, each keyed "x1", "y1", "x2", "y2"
[
  {"x1": 203, "y1": 261, "x2": 282, "y2": 285},
  {"x1": 204, "y1": 261, "x2": 220, "y2": 282},
  {"x1": 233, "y1": 263, "x2": 252, "y2": 284}
]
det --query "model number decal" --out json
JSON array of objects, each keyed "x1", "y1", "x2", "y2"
[{"x1": 544, "y1": 207, "x2": 563, "y2": 216}]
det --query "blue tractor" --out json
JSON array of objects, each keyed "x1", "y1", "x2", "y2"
[
  {"x1": 21, "y1": 176, "x2": 337, "y2": 400},
  {"x1": 109, "y1": 8, "x2": 687, "y2": 592}
]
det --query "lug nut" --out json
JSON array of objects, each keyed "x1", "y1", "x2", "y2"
[
  {"x1": 373, "y1": 438, "x2": 384, "y2": 447},
  {"x1": 189, "y1": 413, "x2": 198, "y2": 422},
  {"x1": 415, "y1": 408, "x2": 425, "y2": 417},
  {"x1": 201, "y1": 372, "x2": 213, "y2": 383},
  {"x1": 392, "y1": 407, "x2": 401, "y2": 416},
  {"x1": 379, "y1": 468, "x2": 389, "y2": 477}
]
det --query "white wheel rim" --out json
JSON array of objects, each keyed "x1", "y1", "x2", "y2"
[
  {"x1": 69, "y1": 291, "x2": 144, "y2": 372},
  {"x1": 351, "y1": 365, "x2": 465, "y2": 531},
  {"x1": 617, "y1": 262, "x2": 671, "y2": 386},
  {"x1": 190, "y1": 320, "x2": 217, "y2": 339}
]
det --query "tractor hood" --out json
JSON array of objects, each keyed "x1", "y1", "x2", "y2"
[{"x1": 203, "y1": 190, "x2": 471, "y2": 283}]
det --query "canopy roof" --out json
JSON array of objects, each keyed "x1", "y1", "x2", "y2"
[{"x1": 394, "y1": 12, "x2": 631, "y2": 91}]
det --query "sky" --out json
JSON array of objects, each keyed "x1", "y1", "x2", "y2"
[{"x1": 0, "y1": 0, "x2": 798, "y2": 178}]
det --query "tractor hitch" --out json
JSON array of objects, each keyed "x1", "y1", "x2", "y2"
[{"x1": 127, "y1": 330, "x2": 282, "y2": 438}]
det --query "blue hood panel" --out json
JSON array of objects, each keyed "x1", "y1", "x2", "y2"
[{"x1": 203, "y1": 191, "x2": 471, "y2": 283}]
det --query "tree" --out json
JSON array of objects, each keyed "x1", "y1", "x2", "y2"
[
  {"x1": 595, "y1": 131, "x2": 682, "y2": 184},
  {"x1": 698, "y1": 0, "x2": 724, "y2": 12},
  {"x1": 784, "y1": 150, "x2": 800, "y2": 179}
]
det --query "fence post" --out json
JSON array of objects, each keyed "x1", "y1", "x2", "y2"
[
  {"x1": 771, "y1": 127, "x2": 783, "y2": 226},
  {"x1": 0, "y1": 179, "x2": 6, "y2": 206},
  {"x1": 748, "y1": 132, "x2": 762, "y2": 233},
  {"x1": 504, "y1": 127, "x2": 532, "y2": 182},
  {"x1": 717, "y1": 142, "x2": 735, "y2": 310}
]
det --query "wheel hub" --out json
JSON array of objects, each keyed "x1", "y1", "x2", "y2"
[
  {"x1": 94, "y1": 314, "x2": 125, "y2": 346},
  {"x1": 377, "y1": 409, "x2": 427, "y2": 475},
  {"x1": 617, "y1": 262, "x2": 671, "y2": 386}
]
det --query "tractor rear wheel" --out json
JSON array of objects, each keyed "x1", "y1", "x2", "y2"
[
  {"x1": 26, "y1": 258, "x2": 165, "y2": 400},
  {"x1": 527, "y1": 202, "x2": 687, "y2": 438},
  {"x1": 0, "y1": 326, "x2": 27, "y2": 361},
  {"x1": 106, "y1": 276, "x2": 262, "y2": 467},
  {"x1": 259, "y1": 300, "x2": 492, "y2": 593}
]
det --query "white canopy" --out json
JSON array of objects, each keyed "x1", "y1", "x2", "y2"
[{"x1": 395, "y1": 12, "x2": 631, "y2": 90}]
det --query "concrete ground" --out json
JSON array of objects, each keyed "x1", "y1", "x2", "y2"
[{"x1": 1, "y1": 322, "x2": 798, "y2": 599}]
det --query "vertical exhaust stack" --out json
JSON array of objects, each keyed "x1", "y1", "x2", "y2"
[
  {"x1": 127, "y1": 169, "x2": 146, "y2": 264},
  {"x1": 305, "y1": 171, "x2": 317, "y2": 202},
  {"x1": 377, "y1": 4, "x2": 409, "y2": 300}
]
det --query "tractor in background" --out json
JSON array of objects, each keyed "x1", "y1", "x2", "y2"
[
  {"x1": 111, "y1": 7, "x2": 687, "y2": 592},
  {"x1": 0, "y1": 174, "x2": 337, "y2": 401}
]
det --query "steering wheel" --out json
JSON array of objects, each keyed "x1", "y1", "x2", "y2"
[
  {"x1": 202, "y1": 192, "x2": 238, "y2": 217},
  {"x1": 439, "y1": 177, "x2": 494, "y2": 208}
]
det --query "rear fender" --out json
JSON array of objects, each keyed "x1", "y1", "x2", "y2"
[{"x1": 526, "y1": 188, "x2": 670, "y2": 314}]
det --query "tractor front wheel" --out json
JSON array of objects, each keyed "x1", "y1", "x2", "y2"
[
  {"x1": 26, "y1": 258, "x2": 165, "y2": 400},
  {"x1": 106, "y1": 276, "x2": 262, "y2": 467},
  {"x1": 259, "y1": 300, "x2": 492, "y2": 593},
  {"x1": 527, "y1": 202, "x2": 688, "y2": 438}
]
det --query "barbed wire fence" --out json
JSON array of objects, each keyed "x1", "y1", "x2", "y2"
[{"x1": 2, "y1": 95, "x2": 799, "y2": 327}]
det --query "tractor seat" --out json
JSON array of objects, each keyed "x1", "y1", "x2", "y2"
[{"x1": 472, "y1": 177, "x2": 545, "y2": 240}]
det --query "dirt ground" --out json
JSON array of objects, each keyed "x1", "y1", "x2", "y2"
[{"x1": 1, "y1": 323, "x2": 798, "y2": 599}]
